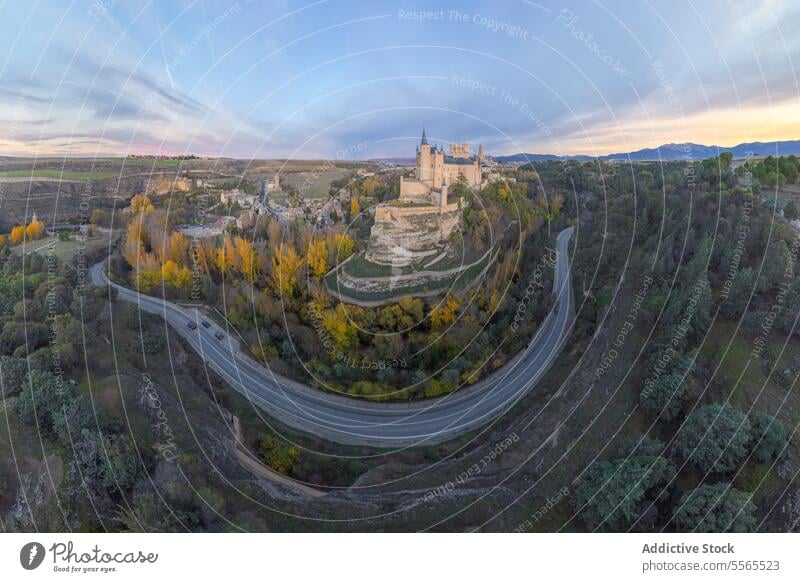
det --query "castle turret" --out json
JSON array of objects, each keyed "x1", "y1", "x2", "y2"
[{"x1": 418, "y1": 128, "x2": 431, "y2": 182}]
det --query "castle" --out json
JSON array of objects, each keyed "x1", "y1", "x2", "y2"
[
  {"x1": 365, "y1": 130, "x2": 484, "y2": 267},
  {"x1": 398, "y1": 128, "x2": 482, "y2": 203}
]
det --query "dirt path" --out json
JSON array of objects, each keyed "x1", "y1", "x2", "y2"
[{"x1": 228, "y1": 414, "x2": 327, "y2": 498}]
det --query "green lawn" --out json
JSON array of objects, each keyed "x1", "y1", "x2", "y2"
[
  {"x1": 327, "y1": 250, "x2": 494, "y2": 303},
  {"x1": 342, "y1": 254, "x2": 409, "y2": 278}
]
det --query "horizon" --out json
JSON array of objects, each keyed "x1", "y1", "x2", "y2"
[
  {"x1": 2, "y1": 1, "x2": 800, "y2": 159},
  {"x1": 4, "y1": 135, "x2": 800, "y2": 162}
]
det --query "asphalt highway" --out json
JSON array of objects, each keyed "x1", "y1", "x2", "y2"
[{"x1": 90, "y1": 226, "x2": 575, "y2": 447}]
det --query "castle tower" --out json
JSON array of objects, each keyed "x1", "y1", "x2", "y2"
[
  {"x1": 417, "y1": 128, "x2": 431, "y2": 182},
  {"x1": 432, "y1": 146, "x2": 444, "y2": 190}
]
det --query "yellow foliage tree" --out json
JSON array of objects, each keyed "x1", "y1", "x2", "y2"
[
  {"x1": 168, "y1": 231, "x2": 189, "y2": 265},
  {"x1": 322, "y1": 304, "x2": 359, "y2": 350},
  {"x1": 9, "y1": 225, "x2": 25, "y2": 246},
  {"x1": 333, "y1": 233, "x2": 355, "y2": 259},
  {"x1": 270, "y1": 243, "x2": 305, "y2": 296},
  {"x1": 430, "y1": 295, "x2": 461, "y2": 329},
  {"x1": 498, "y1": 181, "x2": 512, "y2": 202},
  {"x1": 350, "y1": 196, "x2": 360, "y2": 217},
  {"x1": 135, "y1": 269, "x2": 161, "y2": 294},
  {"x1": 215, "y1": 235, "x2": 238, "y2": 278},
  {"x1": 234, "y1": 236, "x2": 257, "y2": 284},
  {"x1": 161, "y1": 259, "x2": 191, "y2": 291},
  {"x1": 0, "y1": 234, "x2": 6, "y2": 247},
  {"x1": 26, "y1": 220, "x2": 45, "y2": 241},
  {"x1": 122, "y1": 219, "x2": 148, "y2": 267},
  {"x1": 193, "y1": 240, "x2": 215, "y2": 275},
  {"x1": 130, "y1": 194, "x2": 154, "y2": 213},
  {"x1": 307, "y1": 239, "x2": 328, "y2": 278}
]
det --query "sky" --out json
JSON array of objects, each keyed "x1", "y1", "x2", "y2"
[{"x1": 1, "y1": 0, "x2": 799, "y2": 159}]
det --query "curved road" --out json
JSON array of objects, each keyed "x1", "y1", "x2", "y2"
[{"x1": 90, "y1": 227, "x2": 574, "y2": 447}]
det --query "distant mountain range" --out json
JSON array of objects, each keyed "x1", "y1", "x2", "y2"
[{"x1": 494, "y1": 140, "x2": 800, "y2": 163}]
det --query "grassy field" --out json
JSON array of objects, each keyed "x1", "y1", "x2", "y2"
[
  {"x1": 0, "y1": 170, "x2": 118, "y2": 180},
  {"x1": 10, "y1": 232, "x2": 112, "y2": 261},
  {"x1": 279, "y1": 168, "x2": 351, "y2": 200}
]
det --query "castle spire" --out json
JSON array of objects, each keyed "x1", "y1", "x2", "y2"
[{"x1": 421, "y1": 128, "x2": 428, "y2": 145}]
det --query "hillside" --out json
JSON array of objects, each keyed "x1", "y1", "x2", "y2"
[{"x1": 495, "y1": 139, "x2": 800, "y2": 163}]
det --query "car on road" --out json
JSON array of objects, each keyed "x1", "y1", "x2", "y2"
[
  {"x1": 201, "y1": 320, "x2": 211, "y2": 328},
  {"x1": 188, "y1": 321, "x2": 197, "y2": 330},
  {"x1": 214, "y1": 332, "x2": 224, "y2": 341}
]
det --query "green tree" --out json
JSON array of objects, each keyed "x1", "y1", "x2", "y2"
[
  {"x1": 15, "y1": 370, "x2": 80, "y2": 435},
  {"x1": 757, "y1": 239, "x2": 791, "y2": 292},
  {"x1": 673, "y1": 484, "x2": 756, "y2": 532},
  {"x1": 750, "y1": 414, "x2": 787, "y2": 464},
  {"x1": 0, "y1": 356, "x2": 30, "y2": 397},
  {"x1": 675, "y1": 403, "x2": 752, "y2": 474},
  {"x1": 574, "y1": 455, "x2": 675, "y2": 531},
  {"x1": 72, "y1": 428, "x2": 144, "y2": 491},
  {"x1": 640, "y1": 373, "x2": 688, "y2": 421},
  {"x1": 258, "y1": 436, "x2": 301, "y2": 475},
  {"x1": 721, "y1": 267, "x2": 754, "y2": 319}
]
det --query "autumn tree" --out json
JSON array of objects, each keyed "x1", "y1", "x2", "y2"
[
  {"x1": 136, "y1": 269, "x2": 160, "y2": 294},
  {"x1": 333, "y1": 233, "x2": 355, "y2": 260},
  {"x1": 161, "y1": 260, "x2": 191, "y2": 291},
  {"x1": 26, "y1": 220, "x2": 45, "y2": 241},
  {"x1": 307, "y1": 239, "x2": 328, "y2": 278},
  {"x1": 216, "y1": 235, "x2": 238, "y2": 279},
  {"x1": 350, "y1": 196, "x2": 361, "y2": 218},
  {"x1": 270, "y1": 243, "x2": 305, "y2": 296},
  {"x1": 322, "y1": 303, "x2": 359, "y2": 350},
  {"x1": 168, "y1": 232, "x2": 189, "y2": 265},
  {"x1": 9, "y1": 226, "x2": 25, "y2": 246},
  {"x1": 130, "y1": 194, "x2": 154, "y2": 213},
  {"x1": 234, "y1": 236, "x2": 257, "y2": 284},
  {"x1": 430, "y1": 295, "x2": 461, "y2": 329}
]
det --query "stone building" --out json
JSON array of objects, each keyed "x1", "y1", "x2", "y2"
[
  {"x1": 399, "y1": 129, "x2": 482, "y2": 200},
  {"x1": 364, "y1": 130, "x2": 484, "y2": 267}
]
